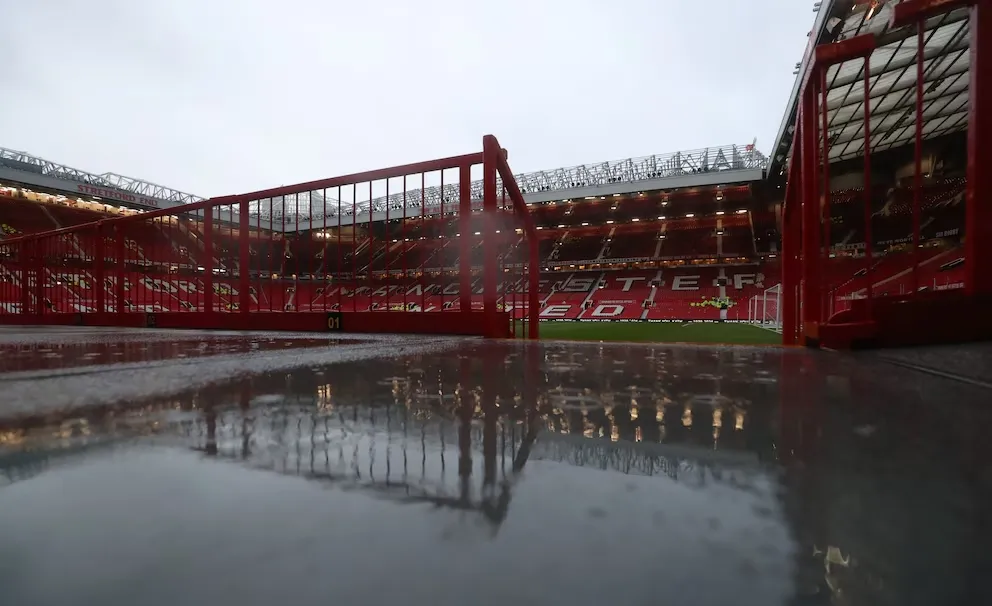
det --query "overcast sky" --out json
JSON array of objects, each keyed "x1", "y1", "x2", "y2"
[{"x1": 0, "y1": 0, "x2": 814, "y2": 198}]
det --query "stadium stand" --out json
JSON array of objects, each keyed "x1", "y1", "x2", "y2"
[{"x1": 0, "y1": 132, "x2": 969, "y2": 324}]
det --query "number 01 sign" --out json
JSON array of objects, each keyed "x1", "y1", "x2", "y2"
[{"x1": 326, "y1": 312, "x2": 343, "y2": 332}]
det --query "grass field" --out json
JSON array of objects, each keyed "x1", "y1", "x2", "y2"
[{"x1": 526, "y1": 321, "x2": 782, "y2": 345}]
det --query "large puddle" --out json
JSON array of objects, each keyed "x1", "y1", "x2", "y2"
[{"x1": 2, "y1": 340, "x2": 991, "y2": 605}]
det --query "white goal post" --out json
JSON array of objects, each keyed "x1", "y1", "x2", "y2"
[{"x1": 747, "y1": 283, "x2": 781, "y2": 332}]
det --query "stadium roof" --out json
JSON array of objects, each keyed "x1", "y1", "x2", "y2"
[
  {"x1": 768, "y1": 0, "x2": 972, "y2": 179},
  {"x1": 246, "y1": 143, "x2": 769, "y2": 221},
  {"x1": 0, "y1": 147, "x2": 204, "y2": 206},
  {"x1": 1, "y1": 143, "x2": 769, "y2": 222}
]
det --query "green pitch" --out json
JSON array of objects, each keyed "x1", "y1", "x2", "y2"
[{"x1": 524, "y1": 321, "x2": 782, "y2": 345}]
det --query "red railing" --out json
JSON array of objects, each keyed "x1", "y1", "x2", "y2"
[
  {"x1": 781, "y1": 0, "x2": 990, "y2": 348},
  {"x1": 0, "y1": 135, "x2": 540, "y2": 339}
]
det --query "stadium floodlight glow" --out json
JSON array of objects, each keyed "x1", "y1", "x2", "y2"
[
  {"x1": 631, "y1": 218, "x2": 640, "y2": 222},
  {"x1": 557, "y1": 224, "x2": 565, "y2": 228},
  {"x1": 715, "y1": 210, "x2": 725, "y2": 215},
  {"x1": 584, "y1": 196, "x2": 597, "y2": 200},
  {"x1": 536, "y1": 226, "x2": 544, "y2": 230},
  {"x1": 685, "y1": 213, "x2": 695, "y2": 218},
  {"x1": 736, "y1": 209, "x2": 748, "y2": 214},
  {"x1": 474, "y1": 231, "x2": 481, "y2": 235},
  {"x1": 657, "y1": 216, "x2": 666, "y2": 220},
  {"x1": 606, "y1": 220, "x2": 614, "y2": 224},
  {"x1": 581, "y1": 222, "x2": 589, "y2": 226}
]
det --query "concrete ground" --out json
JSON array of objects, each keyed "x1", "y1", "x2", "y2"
[{"x1": 1, "y1": 327, "x2": 990, "y2": 606}]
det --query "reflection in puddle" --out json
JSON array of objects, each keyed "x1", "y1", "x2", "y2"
[{"x1": 2, "y1": 340, "x2": 992, "y2": 605}]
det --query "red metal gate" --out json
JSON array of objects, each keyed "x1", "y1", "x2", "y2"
[
  {"x1": 781, "y1": 0, "x2": 991, "y2": 348},
  {"x1": 0, "y1": 135, "x2": 540, "y2": 339}
]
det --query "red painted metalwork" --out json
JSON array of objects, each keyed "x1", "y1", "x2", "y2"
[
  {"x1": 820, "y1": 66, "x2": 831, "y2": 323},
  {"x1": 800, "y1": 82, "x2": 822, "y2": 340},
  {"x1": 862, "y1": 56, "x2": 874, "y2": 315},
  {"x1": 781, "y1": 140, "x2": 801, "y2": 346},
  {"x1": 782, "y1": 0, "x2": 992, "y2": 348},
  {"x1": 912, "y1": 20, "x2": 925, "y2": 297},
  {"x1": 891, "y1": 0, "x2": 971, "y2": 26},
  {"x1": 0, "y1": 136, "x2": 539, "y2": 339},
  {"x1": 459, "y1": 165, "x2": 472, "y2": 313},
  {"x1": 966, "y1": 0, "x2": 992, "y2": 297}
]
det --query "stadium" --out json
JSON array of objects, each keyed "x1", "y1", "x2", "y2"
[
  {"x1": 2, "y1": 1, "x2": 992, "y2": 603},
  {"x1": 0, "y1": 1, "x2": 987, "y2": 349}
]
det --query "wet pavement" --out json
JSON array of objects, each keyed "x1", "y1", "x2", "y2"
[{"x1": 1, "y1": 328, "x2": 991, "y2": 606}]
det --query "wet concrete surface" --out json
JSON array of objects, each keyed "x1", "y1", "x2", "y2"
[{"x1": 1, "y1": 328, "x2": 991, "y2": 606}]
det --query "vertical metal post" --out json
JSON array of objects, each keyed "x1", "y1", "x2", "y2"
[
  {"x1": 95, "y1": 223, "x2": 105, "y2": 314},
  {"x1": 385, "y1": 179, "x2": 390, "y2": 311},
  {"x1": 820, "y1": 67, "x2": 831, "y2": 322},
  {"x1": 203, "y1": 205, "x2": 214, "y2": 314},
  {"x1": 800, "y1": 80, "x2": 822, "y2": 337},
  {"x1": 239, "y1": 197, "x2": 251, "y2": 314},
  {"x1": 402, "y1": 176, "x2": 408, "y2": 311},
  {"x1": 966, "y1": 1, "x2": 992, "y2": 297},
  {"x1": 420, "y1": 174, "x2": 426, "y2": 313},
  {"x1": 352, "y1": 184, "x2": 357, "y2": 313},
  {"x1": 862, "y1": 56, "x2": 874, "y2": 318},
  {"x1": 482, "y1": 139, "x2": 500, "y2": 337},
  {"x1": 912, "y1": 19, "x2": 925, "y2": 296},
  {"x1": 337, "y1": 186, "x2": 343, "y2": 311},
  {"x1": 115, "y1": 225, "x2": 125, "y2": 317},
  {"x1": 458, "y1": 164, "x2": 472, "y2": 313}
]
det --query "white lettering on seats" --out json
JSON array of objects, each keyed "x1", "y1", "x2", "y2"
[
  {"x1": 590, "y1": 304, "x2": 624, "y2": 317},
  {"x1": 561, "y1": 278, "x2": 593, "y2": 292},
  {"x1": 540, "y1": 305, "x2": 571, "y2": 318},
  {"x1": 671, "y1": 275, "x2": 700, "y2": 291},
  {"x1": 616, "y1": 277, "x2": 645, "y2": 292},
  {"x1": 733, "y1": 274, "x2": 756, "y2": 289}
]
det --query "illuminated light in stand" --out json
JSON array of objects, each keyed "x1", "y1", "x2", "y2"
[
  {"x1": 715, "y1": 210, "x2": 725, "y2": 215},
  {"x1": 685, "y1": 213, "x2": 695, "y2": 218}
]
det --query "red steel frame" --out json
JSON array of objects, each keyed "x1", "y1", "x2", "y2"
[
  {"x1": 0, "y1": 135, "x2": 540, "y2": 339},
  {"x1": 781, "y1": 0, "x2": 992, "y2": 348}
]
